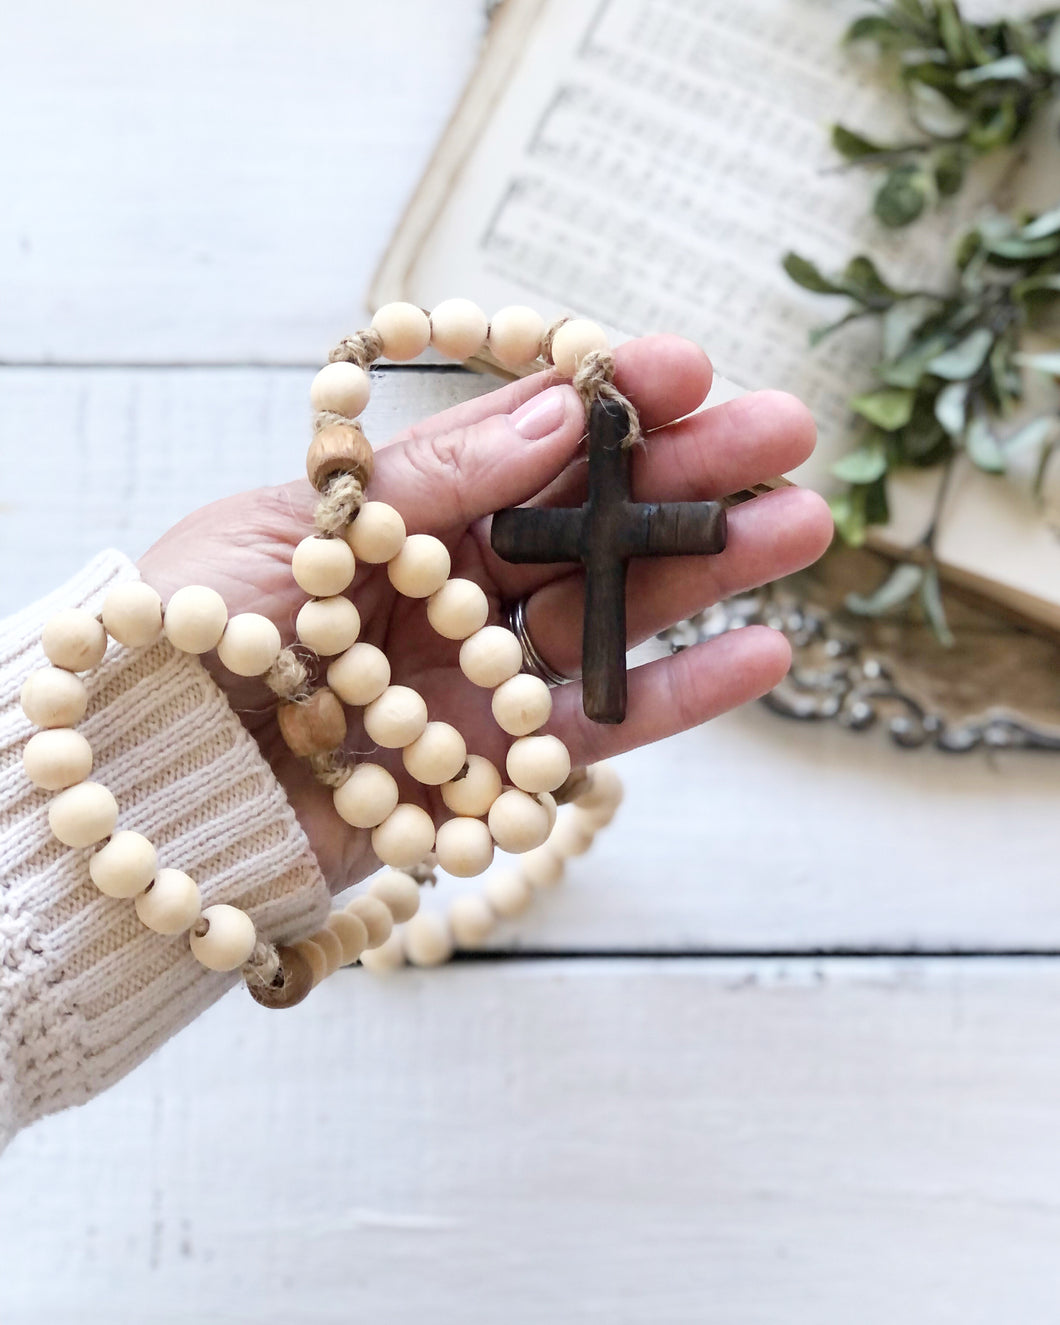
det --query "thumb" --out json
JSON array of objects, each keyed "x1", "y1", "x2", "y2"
[{"x1": 368, "y1": 384, "x2": 586, "y2": 534}]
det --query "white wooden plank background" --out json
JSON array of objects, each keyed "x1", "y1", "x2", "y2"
[{"x1": 2, "y1": 3, "x2": 1059, "y2": 1322}]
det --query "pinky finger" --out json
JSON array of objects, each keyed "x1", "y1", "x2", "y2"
[{"x1": 544, "y1": 625, "x2": 792, "y2": 767}]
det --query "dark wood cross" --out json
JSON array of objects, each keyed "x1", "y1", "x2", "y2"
[{"x1": 491, "y1": 397, "x2": 728, "y2": 724}]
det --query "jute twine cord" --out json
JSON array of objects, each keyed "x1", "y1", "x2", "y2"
[
  {"x1": 315, "y1": 472, "x2": 364, "y2": 535},
  {"x1": 265, "y1": 650, "x2": 309, "y2": 702},
  {"x1": 243, "y1": 939, "x2": 282, "y2": 988},
  {"x1": 572, "y1": 349, "x2": 642, "y2": 449},
  {"x1": 308, "y1": 751, "x2": 351, "y2": 789},
  {"x1": 541, "y1": 315, "x2": 571, "y2": 361},
  {"x1": 328, "y1": 328, "x2": 384, "y2": 371}
]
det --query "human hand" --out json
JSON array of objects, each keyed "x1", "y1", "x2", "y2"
[{"x1": 139, "y1": 335, "x2": 832, "y2": 891}]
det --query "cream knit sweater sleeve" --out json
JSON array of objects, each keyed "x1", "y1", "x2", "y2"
[{"x1": 0, "y1": 552, "x2": 332, "y2": 1149}]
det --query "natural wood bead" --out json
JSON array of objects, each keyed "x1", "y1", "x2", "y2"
[
  {"x1": 487, "y1": 788, "x2": 551, "y2": 855},
  {"x1": 327, "y1": 642, "x2": 391, "y2": 707},
  {"x1": 519, "y1": 844, "x2": 565, "y2": 889},
  {"x1": 371, "y1": 302, "x2": 431, "y2": 361},
  {"x1": 134, "y1": 867, "x2": 202, "y2": 935},
  {"x1": 363, "y1": 685, "x2": 428, "y2": 749},
  {"x1": 550, "y1": 811, "x2": 596, "y2": 858},
  {"x1": 217, "y1": 612, "x2": 282, "y2": 677},
  {"x1": 164, "y1": 585, "x2": 228, "y2": 654},
  {"x1": 491, "y1": 674, "x2": 552, "y2": 736},
  {"x1": 426, "y1": 578, "x2": 489, "y2": 640},
  {"x1": 488, "y1": 305, "x2": 547, "y2": 368},
  {"x1": 485, "y1": 868, "x2": 535, "y2": 918},
  {"x1": 310, "y1": 361, "x2": 370, "y2": 418},
  {"x1": 459, "y1": 625, "x2": 523, "y2": 688},
  {"x1": 311, "y1": 924, "x2": 345, "y2": 977},
  {"x1": 247, "y1": 942, "x2": 315, "y2": 1008},
  {"x1": 403, "y1": 911, "x2": 453, "y2": 968},
  {"x1": 440, "y1": 754, "x2": 501, "y2": 817},
  {"x1": 278, "y1": 688, "x2": 348, "y2": 758},
  {"x1": 429, "y1": 298, "x2": 488, "y2": 360},
  {"x1": 189, "y1": 904, "x2": 257, "y2": 972},
  {"x1": 387, "y1": 534, "x2": 451, "y2": 599},
  {"x1": 358, "y1": 930, "x2": 406, "y2": 974},
  {"x1": 89, "y1": 830, "x2": 158, "y2": 899},
  {"x1": 435, "y1": 817, "x2": 494, "y2": 878},
  {"x1": 369, "y1": 869, "x2": 421, "y2": 923},
  {"x1": 539, "y1": 791, "x2": 558, "y2": 834},
  {"x1": 579, "y1": 802, "x2": 617, "y2": 831},
  {"x1": 344, "y1": 501, "x2": 406, "y2": 564},
  {"x1": 370, "y1": 803, "x2": 436, "y2": 870},
  {"x1": 345, "y1": 894, "x2": 394, "y2": 949},
  {"x1": 305, "y1": 422, "x2": 374, "y2": 492},
  {"x1": 401, "y1": 721, "x2": 467, "y2": 786},
  {"x1": 42, "y1": 609, "x2": 107, "y2": 672},
  {"x1": 576, "y1": 762, "x2": 624, "y2": 811},
  {"x1": 20, "y1": 667, "x2": 88, "y2": 728},
  {"x1": 332, "y1": 762, "x2": 398, "y2": 829},
  {"x1": 449, "y1": 893, "x2": 495, "y2": 948},
  {"x1": 48, "y1": 781, "x2": 118, "y2": 848},
  {"x1": 23, "y1": 728, "x2": 93, "y2": 791},
  {"x1": 550, "y1": 318, "x2": 610, "y2": 376},
  {"x1": 292, "y1": 535, "x2": 356, "y2": 597},
  {"x1": 295, "y1": 595, "x2": 360, "y2": 656},
  {"x1": 328, "y1": 910, "x2": 369, "y2": 965},
  {"x1": 505, "y1": 734, "x2": 571, "y2": 794},
  {"x1": 291, "y1": 937, "x2": 329, "y2": 987},
  {"x1": 101, "y1": 582, "x2": 164, "y2": 648}
]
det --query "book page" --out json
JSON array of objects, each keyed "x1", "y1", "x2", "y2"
[{"x1": 385, "y1": 0, "x2": 1060, "y2": 620}]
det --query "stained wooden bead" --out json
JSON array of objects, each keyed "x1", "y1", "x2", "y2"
[
  {"x1": 189, "y1": 904, "x2": 257, "y2": 971},
  {"x1": 291, "y1": 937, "x2": 329, "y2": 987},
  {"x1": 134, "y1": 867, "x2": 202, "y2": 935},
  {"x1": 89, "y1": 830, "x2": 158, "y2": 899},
  {"x1": 42, "y1": 609, "x2": 107, "y2": 672},
  {"x1": 459, "y1": 625, "x2": 523, "y2": 688},
  {"x1": 344, "y1": 501, "x2": 406, "y2": 564},
  {"x1": 292, "y1": 536, "x2": 356, "y2": 597},
  {"x1": 403, "y1": 911, "x2": 453, "y2": 968},
  {"x1": 164, "y1": 586, "x2": 228, "y2": 655},
  {"x1": 358, "y1": 930, "x2": 406, "y2": 973},
  {"x1": 440, "y1": 754, "x2": 501, "y2": 817},
  {"x1": 369, "y1": 869, "x2": 421, "y2": 923},
  {"x1": 505, "y1": 734, "x2": 571, "y2": 794},
  {"x1": 370, "y1": 803, "x2": 436, "y2": 870},
  {"x1": 23, "y1": 728, "x2": 93, "y2": 791},
  {"x1": 426, "y1": 578, "x2": 489, "y2": 640},
  {"x1": 328, "y1": 910, "x2": 370, "y2": 965},
  {"x1": 311, "y1": 925, "x2": 345, "y2": 977},
  {"x1": 363, "y1": 685, "x2": 428, "y2": 749},
  {"x1": 327, "y1": 642, "x2": 391, "y2": 707},
  {"x1": 519, "y1": 844, "x2": 565, "y2": 889},
  {"x1": 217, "y1": 613, "x2": 282, "y2": 677},
  {"x1": 101, "y1": 582, "x2": 164, "y2": 648},
  {"x1": 278, "y1": 688, "x2": 348, "y2": 758},
  {"x1": 487, "y1": 788, "x2": 551, "y2": 854},
  {"x1": 345, "y1": 894, "x2": 394, "y2": 949},
  {"x1": 310, "y1": 361, "x2": 371, "y2": 418},
  {"x1": 550, "y1": 318, "x2": 610, "y2": 376},
  {"x1": 429, "y1": 298, "x2": 488, "y2": 360},
  {"x1": 485, "y1": 868, "x2": 535, "y2": 918},
  {"x1": 488, "y1": 305, "x2": 547, "y2": 368},
  {"x1": 387, "y1": 534, "x2": 451, "y2": 599},
  {"x1": 332, "y1": 762, "x2": 398, "y2": 829},
  {"x1": 247, "y1": 942, "x2": 315, "y2": 1008},
  {"x1": 48, "y1": 781, "x2": 118, "y2": 848},
  {"x1": 449, "y1": 893, "x2": 495, "y2": 947},
  {"x1": 401, "y1": 722, "x2": 467, "y2": 786},
  {"x1": 435, "y1": 817, "x2": 494, "y2": 878},
  {"x1": 295, "y1": 596, "x2": 360, "y2": 656},
  {"x1": 491, "y1": 674, "x2": 552, "y2": 736},
  {"x1": 20, "y1": 667, "x2": 88, "y2": 729},
  {"x1": 371, "y1": 302, "x2": 431, "y2": 361},
  {"x1": 550, "y1": 811, "x2": 596, "y2": 858},
  {"x1": 306, "y1": 422, "x2": 374, "y2": 492}
]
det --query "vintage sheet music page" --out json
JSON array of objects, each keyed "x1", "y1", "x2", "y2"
[{"x1": 373, "y1": 0, "x2": 1060, "y2": 623}]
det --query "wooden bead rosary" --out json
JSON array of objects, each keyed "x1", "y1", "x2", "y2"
[{"x1": 20, "y1": 301, "x2": 726, "y2": 1008}]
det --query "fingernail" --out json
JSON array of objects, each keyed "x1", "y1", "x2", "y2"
[{"x1": 511, "y1": 385, "x2": 569, "y2": 440}]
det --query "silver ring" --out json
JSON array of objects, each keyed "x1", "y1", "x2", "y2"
[{"x1": 504, "y1": 597, "x2": 571, "y2": 687}]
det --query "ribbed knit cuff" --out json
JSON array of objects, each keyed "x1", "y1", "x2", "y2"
[{"x1": 0, "y1": 552, "x2": 331, "y2": 1145}]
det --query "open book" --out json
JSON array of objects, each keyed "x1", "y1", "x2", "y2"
[{"x1": 371, "y1": 0, "x2": 1060, "y2": 630}]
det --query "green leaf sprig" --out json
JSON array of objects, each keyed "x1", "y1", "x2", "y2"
[{"x1": 835, "y1": 1, "x2": 1060, "y2": 226}]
